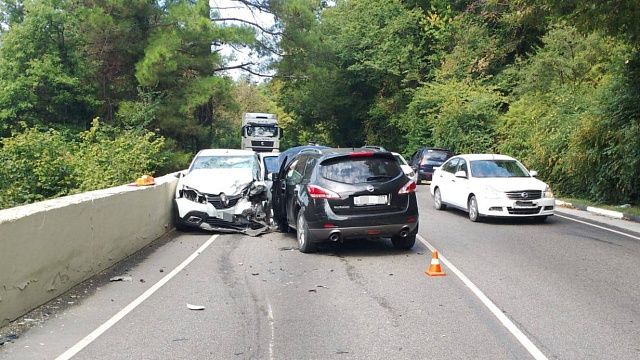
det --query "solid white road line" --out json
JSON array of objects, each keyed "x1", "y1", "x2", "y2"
[
  {"x1": 267, "y1": 300, "x2": 275, "y2": 360},
  {"x1": 555, "y1": 214, "x2": 640, "y2": 241},
  {"x1": 55, "y1": 234, "x2": 219, "y2": 360},
  {"x1": 417, "y1": 234, "x2": 549, "y2": 360}
]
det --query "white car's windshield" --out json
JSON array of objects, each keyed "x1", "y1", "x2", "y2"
[
  {"x1": 470, "y1": 160, "x2": 530, "y2": 178},
  {"x1": 191, "y1": 156, "x2": 256, "y2": 170}
]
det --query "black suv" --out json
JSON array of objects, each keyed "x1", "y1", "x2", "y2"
[
  {"x1": 409, "y1": 147, "x2": 454, "y2": 183},
  {"x1": 272, "y1": 148, "x2": 419, "y2": 253}
]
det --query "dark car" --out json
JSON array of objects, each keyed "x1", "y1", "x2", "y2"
[
  {"x1": 409, "y1": 147, "x2": 454, "y2": 183},
  {"x1": 272, "y1": 148, "x2": 419, "y2": 253}
]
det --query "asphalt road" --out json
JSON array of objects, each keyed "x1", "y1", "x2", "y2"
[{"x1": 1, "y1": 186, "x2": 640, "y2": 359}]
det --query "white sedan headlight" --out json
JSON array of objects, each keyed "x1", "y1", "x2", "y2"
[
  {"x1": 543, "y1": 186, "x2": 554, "y2": 198},
  {"x1": 180, "y1": 186, "x2": 208, "y2": 204}
]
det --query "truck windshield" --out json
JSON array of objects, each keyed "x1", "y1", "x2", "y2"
[{"x1": 247, "y1": 126, "x2": 277, "y2": 137}]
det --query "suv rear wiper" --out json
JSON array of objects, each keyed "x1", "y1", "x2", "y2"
[{"x1": 366, "y1": 175, "x2": 393, "y2": 182}]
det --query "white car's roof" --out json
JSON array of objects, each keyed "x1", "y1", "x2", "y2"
[
  {"x1": 455, "y1": 154, "x2": 517, "y2": 161},
  {"x1": 196, "y1": 149, "x2": 256, "y2": 157}
]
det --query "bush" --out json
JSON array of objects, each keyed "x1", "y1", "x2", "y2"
[
  {"x1": 0, "y1": 128, "x2": 77, "y2": 208},
  {"x1": 402, "y1": 79, "x2": 503, "y2": 154},
  {"x1": 0, "y1": 120, "x2": 167, "y2": 209}
]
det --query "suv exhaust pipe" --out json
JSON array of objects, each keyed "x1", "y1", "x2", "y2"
[
  {"x1": 329, "y1": 232, "x2": 341, "y2": 242},
  {"x1": 399, "y1": 227, "x2": 409, "y2": 238}
]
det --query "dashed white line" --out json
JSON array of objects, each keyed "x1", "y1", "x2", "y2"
[
  {"x1": 55, "y1": 234, "x2": 219, "y2": 360},
  {"x1": 555, "y1": 214, "x2": 640, "y2": 241},
  {"x1": 417, "y1": 234, "x2": 548, "y2": 360}
]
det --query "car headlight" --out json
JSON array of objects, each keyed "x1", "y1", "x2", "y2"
[
  {"x1": 180, "y1": 186, "x2": 208, "y2": 204},
  {"x1": 544, "y1": 186, "x2": 554, "y2": 198}
]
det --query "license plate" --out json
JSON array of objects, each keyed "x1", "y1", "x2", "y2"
[
  {"x1": 354, "y1": 195, "x2": 388, "y2": 206},
  {"x1": 515, "y1": 201, "x2": 535, "y2": 207}
]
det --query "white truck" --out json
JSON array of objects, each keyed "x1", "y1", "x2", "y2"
[{"x1": 240, "y1": 113, "x2": 281, "y2": 152}]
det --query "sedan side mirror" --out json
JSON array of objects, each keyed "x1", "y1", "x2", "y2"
[
  {"x1": 454, "y1": 170, "x2": 467, "y2": 178},
  {"x1": 270, "y1": 173, "x2": 277, "y2": 181},
  {"x1": 530, "y1": 170, "x2": 538, "y2": 177}
]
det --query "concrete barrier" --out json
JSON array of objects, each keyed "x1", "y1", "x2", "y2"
[{"x1": 0, "y1": 174, "x2": 178, "y2": 327}]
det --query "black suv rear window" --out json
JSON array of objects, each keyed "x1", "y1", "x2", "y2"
[{"x1": 320, "y1": 157, "x2": 402, "y2": 184}]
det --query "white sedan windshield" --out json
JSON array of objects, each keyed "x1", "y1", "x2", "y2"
[
  {"x1": 470, "y1": 160, "x2": 529, "y2": 178},
  {"x1": 192, "y1": 156, "x2": 256, "y2": 170}
]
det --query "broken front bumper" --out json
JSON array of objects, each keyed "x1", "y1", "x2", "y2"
[{"x1": 175, "y1": 197, "x2": 269, "y2": 235}]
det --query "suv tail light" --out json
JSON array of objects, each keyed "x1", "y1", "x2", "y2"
[
  {"x1": 307, "y1": 185, "x2": 341, "y2": 199},
  {"x1": 398, "y1": 181, "x2": 416, "y2": 194}
]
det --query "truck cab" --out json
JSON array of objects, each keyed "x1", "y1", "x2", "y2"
[{"x1": 241, "y1": 113, "x2": 281, "y2": 152}]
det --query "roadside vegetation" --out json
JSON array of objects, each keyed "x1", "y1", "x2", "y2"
[
  {"x1": 1, "y1": 0, "x2": 639, "y2": 209},
  {"x1": 274, "y1": 0, "x2": 640, "y2": 206}
]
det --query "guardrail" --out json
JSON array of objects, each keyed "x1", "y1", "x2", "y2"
[{"x1": 0, "y1": 174, "x2": 178, "y2": 327}]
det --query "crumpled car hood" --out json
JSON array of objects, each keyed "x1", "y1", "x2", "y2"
[{"x1": 182, "y1": 169, "x2": 255, "y2": 195}]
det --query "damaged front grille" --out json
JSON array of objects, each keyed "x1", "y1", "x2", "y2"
[{"x1": 206, "y1": 194, "x2": 241, "y2": 209}]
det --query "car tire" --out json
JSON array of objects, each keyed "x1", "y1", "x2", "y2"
[
  {"x1": 533, "y1": 215, "x2": 548, "y2": 223},
  {"x1": 434, "y1": 188, "x2": 446, "y2": 210},
  {"x1": 468, "y1": 195, "x2": 481, "y2": 222},
  {"x1": 391, "y1": 234, "x2": 416, "y2": 250},
  {"x1": 296, "y1": 210, "x2": 316, "y2": 253}
]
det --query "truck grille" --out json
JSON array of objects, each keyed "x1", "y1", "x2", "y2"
[
  {"x1": 505, "y1": 190, "x2": 542, "y2": 200},
  {"x1": 251, "y1": 140, "x2": 274, "y2": 147},
  {"x1": 507, "y1": 207, "x2": 541, "y2": 215}
]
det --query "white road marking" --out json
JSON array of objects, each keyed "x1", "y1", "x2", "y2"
[
  {"x1": 555, "y1": 214, "x2": 640, "y2": 241},
  {"x1": 267, "y1": 300, "x2": 275, "y2": 360},
  {"x1": 417, "y1": 234, "x2": 548, "y2": 360},
  {"x1": 55, "y1": 234, "x2": 219, "y2": 360}
]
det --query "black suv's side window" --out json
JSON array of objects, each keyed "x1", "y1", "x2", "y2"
[
  {"x1": 302, "y1": 157, "x2": 318, "y2": 182},
  {"x1": 442, "y1": 158, "x2": 459, "y2": 173},
  {"x1": 285, "y1": 159, "x2": 302, "y2": 185}
]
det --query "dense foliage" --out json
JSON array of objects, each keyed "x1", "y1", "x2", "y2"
[
  {"x1": 273, "y1": 0, "x2": 640, "y2": 204},
  {"x1": 1, "y1": 0, "x2": 639, "y2": 207},
  {"x1": 0, "y1": 0, "x2": 280, "y2": 209}
]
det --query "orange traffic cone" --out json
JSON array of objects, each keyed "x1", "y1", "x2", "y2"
[{"x1": 425, "y1": 251, "x2": 446, "y2": 277}]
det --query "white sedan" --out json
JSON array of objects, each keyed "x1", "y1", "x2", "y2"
[
  {"x1": 429, "y1": 154, "x2": 555, "y2": 222},
  {"x1": 175, "y1": 149, "x2": 269, "y2": 231}
]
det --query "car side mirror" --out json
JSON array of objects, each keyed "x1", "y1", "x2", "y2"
[
  {"x1": 433, "y1": 166, "x2": 440, "y2": 171},
  {"x1": 174, "y1": 171, "x2": 185, "y2": 178},
  {"x1": 530, "y1": 170, "x2": 538, "y2": 177},
  {"x1": 454, "y1": 170, "x2": 467, "y2": 178},
  {"x1": 270, "y1": 173, "x2": 277, "y2": 181}
]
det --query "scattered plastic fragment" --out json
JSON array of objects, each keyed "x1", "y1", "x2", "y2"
[
  {"x1": 308, "y1": 289, "x2": 317, "y2": 293},
  {"x1": 316, "y1": 285, "x2": 328, "y2": 289},
  {"x1": 159, "y1": 268, "x2": 164, "y2": 273},
  {"x1": 139, "y1": 279, "x2": 146, "y2": 283},
  {"x1": 187, "y1": 303, "x2": 205, "y2": 310},
  {"x1": 251, "y1": 273, "x2": 260, "y2": 276},
  {"x1": 109, "y1": 276, "x2": 133, "y2": 282},
  {"x1": 336, "y1": 351, "x2": 349, "y2": 354},
  {"x1": 0, "y1": 334, "x2": 18, "y2": 346}
]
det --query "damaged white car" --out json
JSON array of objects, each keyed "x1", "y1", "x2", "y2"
[{"x1": 174, "y1": 149, "x2": 270, "y2": 234}]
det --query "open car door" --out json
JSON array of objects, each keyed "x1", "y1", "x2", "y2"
[{"x1": 272, "y1": 155, "x2": 290, "y2": 231}]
